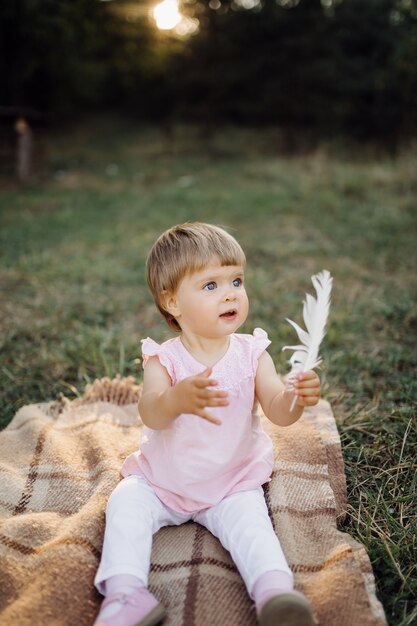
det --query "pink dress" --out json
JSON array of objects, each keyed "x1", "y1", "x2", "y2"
[{"x1": 121, "y1": 328, "x2": 275, "y2": 513}]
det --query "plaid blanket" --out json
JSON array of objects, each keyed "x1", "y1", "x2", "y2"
[{"x1": 0, "y1": 376, "x2": 386, "y2": 626}]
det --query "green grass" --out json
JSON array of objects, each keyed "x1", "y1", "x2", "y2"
[{"x1": 0, "y1": 118, "x2": 416, "y2": 625}]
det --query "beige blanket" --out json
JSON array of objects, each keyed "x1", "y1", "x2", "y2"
[{"x1": 0, "y1": 376, "x2": 386, "y2": 626}]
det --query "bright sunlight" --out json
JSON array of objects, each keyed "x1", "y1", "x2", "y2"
[
  {"x1": 152, "y1": 0, "x2": 182, "y2": 30},
  {"x1": 152, "y1": 0, "x2": 199, "y2": 36}
]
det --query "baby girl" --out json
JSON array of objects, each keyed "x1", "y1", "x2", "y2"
[{"x1": 94, "y1": 222, "x2": 320, "y2": 626}]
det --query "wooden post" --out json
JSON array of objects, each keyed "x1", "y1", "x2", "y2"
[{"x1": 15, "y1": 116, "x2": 33, "y2": 182}]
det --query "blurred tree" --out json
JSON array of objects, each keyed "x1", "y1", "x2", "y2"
[
  {"x1": 0, "y1": 0, "x2": 162, "y2": 119},
  {"x1": 390, "y1": 0, "x2": 417, "y2": 139},
  {"x1": 173, "y1": 0, "x2": 332, "y2": 148},
  {"x1": 171, "y1": 0, "x2": 417, "y2": 145},
  {"x1": 0, "y1": 0, "x2": 415, "y2": 144},
  {"x1": 325, "y1": 0, "x2": 414, "y2": 143},
  {"x1": 1, "y1": 0, "x2": 106, "y2": 115}
]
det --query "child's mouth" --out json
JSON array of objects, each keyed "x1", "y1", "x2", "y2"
[{"x1": 220, "y1": 310, "x2": 237, "y2": 320}]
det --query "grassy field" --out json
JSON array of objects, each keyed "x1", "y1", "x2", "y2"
[{"x1": 0, "y1": 118, "x2": 416, "y2": 625}]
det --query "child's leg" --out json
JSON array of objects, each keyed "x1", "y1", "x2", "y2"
[
  {"x1": 195, "y1": 488, "x2": 313, "y2": 625},
  {"x1": 195, "y1": 487, "x2": 293, "y2": 594},
  {"x1": 95, "y1": 475, "x2": 185, "y2": 593},
  {"x1": 94, "y1": 475, "x2": 187, "y2": 626}
]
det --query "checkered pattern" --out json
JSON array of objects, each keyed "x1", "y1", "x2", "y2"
[{"x1": 0, "y1": 377, "x2": 386, "y2": 626}]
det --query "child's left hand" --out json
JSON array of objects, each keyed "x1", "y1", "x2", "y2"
[{"x1": 292, "y1": 370, "x2": 321, "y2": 407}]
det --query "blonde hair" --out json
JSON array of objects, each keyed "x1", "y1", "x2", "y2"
[{"x1": 146, "y1": 222, "x2": 246, "y2": 331}]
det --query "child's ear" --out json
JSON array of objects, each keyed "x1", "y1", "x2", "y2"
[{"x1": 160, "y1": 290, "x2": 180, "y2": 318}]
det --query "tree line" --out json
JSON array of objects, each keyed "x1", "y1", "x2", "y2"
[{"x1": 1, "y1": 0, "x2": 416, "y2": 145}]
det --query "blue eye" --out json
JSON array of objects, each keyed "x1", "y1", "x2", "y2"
[
  {"x1": 232, "y1": 278, "x2": 242, "y2": 287},
  {"x1": 204, "y1": 281, "x2": 217, "y2": 291}
]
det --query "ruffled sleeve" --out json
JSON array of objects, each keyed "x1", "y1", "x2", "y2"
[
  {"x1": 141, "y1": 337, "x2": 176, "y2": 383},
  {"x1": 251, "y1": 327, "x2": 271, "y2": 372}
]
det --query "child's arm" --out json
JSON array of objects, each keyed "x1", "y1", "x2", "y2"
[
  {"x1": 138, "y1": 356, "x2": 228, "y2": 429},
  {"x1": 255, "y1": 352, "x2": 320, "y2": 427}
]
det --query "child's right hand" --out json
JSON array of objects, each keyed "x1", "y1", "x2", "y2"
[{"x1": 172, "y1": 368, "x2": 228, "y2": 425}]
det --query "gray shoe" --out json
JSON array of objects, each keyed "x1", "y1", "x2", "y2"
[{"x1": 259, "y1": 593, "x2": 313, "y2": 626}]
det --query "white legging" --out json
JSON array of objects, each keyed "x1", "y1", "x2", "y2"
[{"x1": 95, "y1": 476, "x2": 293, "y2": 598}]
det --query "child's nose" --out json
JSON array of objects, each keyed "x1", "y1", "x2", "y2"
[{"x1": 223, "y1": 288, "x2": 236, "y2": 301}]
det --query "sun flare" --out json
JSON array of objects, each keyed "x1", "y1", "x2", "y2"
[{"x1": 152, "y1": 0, "x2": 182, "y2": 30}]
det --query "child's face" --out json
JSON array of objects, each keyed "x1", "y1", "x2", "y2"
[{"x1": 165, "y1": 260, "x2": 249, "y2": 339}]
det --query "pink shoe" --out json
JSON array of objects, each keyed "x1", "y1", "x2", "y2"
[{"x1": 94, "y1": 588, "x2": 166, "y2": 626}]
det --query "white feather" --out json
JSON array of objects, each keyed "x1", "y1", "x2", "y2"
[{"x1": 282, "y1": 270, "x2": 333, "y2": 410}]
